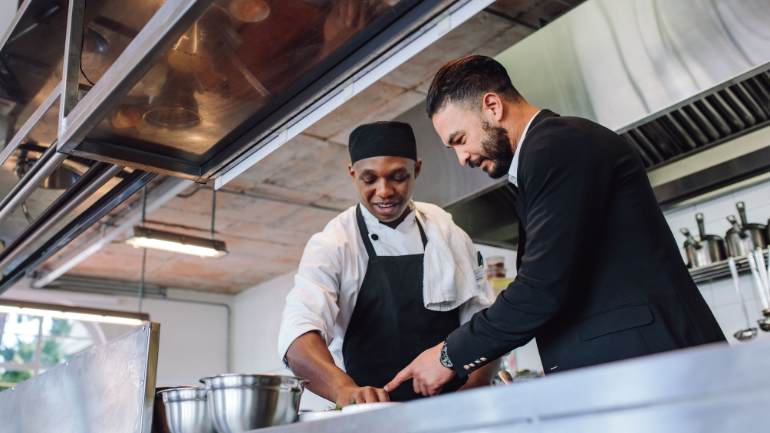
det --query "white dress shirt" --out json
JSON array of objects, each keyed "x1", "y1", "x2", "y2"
[
  {"x1": 508, "y1": 110, "x2": 541, "y2": 187},
  {"x1": 278, "y1": 201, "x2": 494, "y2": 369}
]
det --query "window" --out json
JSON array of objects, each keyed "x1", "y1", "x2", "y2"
[{"x1": 0, "y1": 303, "x2": 146, "y2": 390}]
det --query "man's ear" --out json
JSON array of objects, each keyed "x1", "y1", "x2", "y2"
[
  {"x1": 481, "y1": 92, "x2": 504, "y2": 122},
  {"x1": 414, "y1": 159, "x2": 422, "y2": 179},
  {"x1": 348, "y1": 163, "x2": 355, "y2": 179}
]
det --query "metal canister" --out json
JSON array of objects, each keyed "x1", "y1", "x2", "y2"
[
  {"x1": 681, "y1": 213, "x2": 726, "y2": 268},
  {"x1": 725, "y1": 201, "x2": 768, "y2": 257}
]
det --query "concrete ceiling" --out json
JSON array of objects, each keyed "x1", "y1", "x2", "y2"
[{"x1": 44, "y1": 0, "x2": 584, "y2": 294}]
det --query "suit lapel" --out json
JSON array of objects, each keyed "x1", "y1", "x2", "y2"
[{"x1": 514, "y1": 109, "x2": 558, "y2": 270}]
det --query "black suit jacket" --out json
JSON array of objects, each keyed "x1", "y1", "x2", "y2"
[{"x1": 446, "y1": 110, "x2": 725, "y2": 375}]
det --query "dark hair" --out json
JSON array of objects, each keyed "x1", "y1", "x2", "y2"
[{"x1": 426, "y1": 55, "x2": 521, "y2": 117}]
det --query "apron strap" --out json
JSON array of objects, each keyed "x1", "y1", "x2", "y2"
[
  {"x1": 416, "y1": 216, "x2": 428, "y2": 249},
  {"x1": 356, "y1": 204, "x2": 378, "y2": 259}
]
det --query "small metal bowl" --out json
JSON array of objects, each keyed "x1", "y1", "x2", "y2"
[
  {"x1": 157, "y1": 387, "x2": 215, "y2": 433},
  {"x1": 200, "y1": 374, "x2": 306, "y2": 432}
]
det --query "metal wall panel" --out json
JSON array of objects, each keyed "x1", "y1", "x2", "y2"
[
  {"x1": 497, "y1": 0, "x2": 770, "y2": 131},
  {"x1": 0, "y1": 322, "x2": 159, "y2": 433}
]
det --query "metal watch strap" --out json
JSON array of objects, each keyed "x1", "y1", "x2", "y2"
[{"x1": 439, "y1": 342, "x2": 453, "y2": 369}]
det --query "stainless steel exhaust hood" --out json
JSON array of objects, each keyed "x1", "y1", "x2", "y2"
[
  {"x1": 2, "y1": 0, "x2": 477, "y2": 181},
  {"x1": 412, "y1": 0, "x2": 770, "y2": 249},
  {"x1": 0, "y1": 0, "x2": 489, "y2": 293}
]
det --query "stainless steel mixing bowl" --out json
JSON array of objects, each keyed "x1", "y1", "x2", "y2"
[
  {"x1": 157, "y1": 387, "x2": 215, "y2": 433},
  {"x1": 200, "y1": 374, "x2": 305, "y2": 432}
]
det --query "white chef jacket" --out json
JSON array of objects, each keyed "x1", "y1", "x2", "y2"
[{"x1": 278, "y1": 201, "x2": 494, "y2": 369}]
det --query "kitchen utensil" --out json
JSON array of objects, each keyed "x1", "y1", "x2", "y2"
[
  {"x1": 497, "y1": 369, "x2": 513, "y2": 385},
  {"x1": 680, "y1": 214, "x2": 727, "y2": 268},
  {"x1": 725, "y1": 202, "x2": 768, "y2": 257},
  {"x1": 747, "y1": 252, "x2": 770, "y2": 314},
  {"x1": 756, "y1": 249, "x2": 770, "y2": 298},
  {"x1": 679, "y1": 228, "x2": 700, "y2": 268},
  {"x1": 727, "y1": 258, "x2": 758, "y2": 341},
  {"x1": 767, "y1": 248, "x2": 770, "y2": 290},
  {"x1": 752, "y1": 250, "x2": 770, "y2": 332},
  {"x1": 157, "y1": 387, "x2": 215, "y2": 433},
  {"x1": 201, "y1": 374, "x2": 305, "y2": 432},
  {"x1": 738, "y1": 202, "x2": 768, "y2": 245}
]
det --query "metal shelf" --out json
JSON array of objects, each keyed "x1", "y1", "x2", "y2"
[{"x1": 690, "y1": 250, "x2": 770, "y2": 284}]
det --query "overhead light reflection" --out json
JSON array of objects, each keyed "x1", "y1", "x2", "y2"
[{"x1": 125, "y1": 226, "x2": 227, "y2": 258}]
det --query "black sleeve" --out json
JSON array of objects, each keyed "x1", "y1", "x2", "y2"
[{"x1": 445, "y1": 123, "x2": 613, "y2": 376}]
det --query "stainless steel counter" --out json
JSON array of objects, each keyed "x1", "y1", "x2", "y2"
[{"x1": 258, "y1": 338, "x2": 770, "y2": 432}]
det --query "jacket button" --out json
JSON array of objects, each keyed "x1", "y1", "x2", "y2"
[
  {"x1": 463, "y1": 365, "x2": 470, "y2": 370},
  {"x1": 480, "y1": 357, "x2": 487, "y2": 362},
  {"x1": 371, "y1": 234, "x2": 379, "y2": 241}
]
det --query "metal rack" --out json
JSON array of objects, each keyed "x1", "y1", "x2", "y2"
[{"x1": 690, "y1": 250, "x2": 770, "y2": 284}]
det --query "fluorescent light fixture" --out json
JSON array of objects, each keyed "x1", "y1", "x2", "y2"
[
  {"x1": 126, "y1": 226, "x2": 227, "y2": 258},
  {"x1": 0, "y1": 305, "x2": 145, "y2": 326}
]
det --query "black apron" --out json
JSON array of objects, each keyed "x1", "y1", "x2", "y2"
[{"x1": 342, "y1": 205, "x2": 467, "y2": 402}]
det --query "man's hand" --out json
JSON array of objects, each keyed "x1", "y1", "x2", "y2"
[
  {"x1": 335, "y1": 385, "x2": 390, "y2": 407},
  {"x1": 384, "y1": 342, "x2": 455, "y2": 396}
]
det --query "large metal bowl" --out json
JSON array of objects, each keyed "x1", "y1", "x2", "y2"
[
  {"x1": 200, "y1": 374, "x2": 305, "y2": 432},
  {"x1": 157, "y1": 387, "x2": 215, "y2": 433}
]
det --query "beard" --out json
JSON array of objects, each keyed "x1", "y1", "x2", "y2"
[{"x1": 478, "y1": 121, "x2": 514, "y2": 179}]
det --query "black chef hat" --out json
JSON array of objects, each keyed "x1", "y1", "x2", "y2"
[{"x1": 348, "y1": 121, "x2": 417, "y2": 163}]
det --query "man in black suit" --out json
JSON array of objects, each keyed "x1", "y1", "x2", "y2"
[{"x1": 385, "y1": 55, "x2": 726, "y2": 396}]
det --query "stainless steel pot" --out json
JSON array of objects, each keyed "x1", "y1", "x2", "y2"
[
  {"x1": 157, "y1": 387, "x2": 215, "y2": 433},
  {"x1": 680, "y1": 213, "x2": 727, "y2": 268},
  {"x1": 725, "y1": 201, "x2": 768, "y2": 257},
  {"x1": 201, "y1": 374, "x2": 305, "y2": 432}
]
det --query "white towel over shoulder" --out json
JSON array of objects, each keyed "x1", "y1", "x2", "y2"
[{"x1": 415, "y1": 202, "x2": 491, "y2": 312}]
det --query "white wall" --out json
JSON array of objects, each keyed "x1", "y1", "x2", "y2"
[
  {"x1": 232, "y1": 273, "x2": 293, "y2": 373},
  {"x1": 663, "y1": 177, "x2": 770, "y2": 344},
  {"x1": 2, "y1": 281, "x2": 230, "y2": 386},
  {"x1": 232, "y1": 273, "x2": 332, "y2": 409}
]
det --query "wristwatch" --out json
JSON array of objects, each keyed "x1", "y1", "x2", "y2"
[{"x1": 439, "y1": 342, "x2": 453, "y2": 369}]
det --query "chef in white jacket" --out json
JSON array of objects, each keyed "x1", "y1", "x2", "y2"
[{"x1": 278, "y1": 121, "x2": 496, "y2": 406}]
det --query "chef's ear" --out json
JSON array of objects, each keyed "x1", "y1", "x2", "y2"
[
  {"x1": 481, "y1": 92, "x2": 504, "y2": 122},
  {"x1": 414, "y1": 159, "x2": 422, "y2": 179},
  {"x1": 348, "y1": 163, "x2": 355, "y2": 179}
]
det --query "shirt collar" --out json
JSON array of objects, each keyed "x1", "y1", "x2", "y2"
[
  {"x1": 359, "y1": 201, "x2": 417, "y2": 234},
  {"x1": 508, "y1": 110, "x2": 541, "y2": 187}
]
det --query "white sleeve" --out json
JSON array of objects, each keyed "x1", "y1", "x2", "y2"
[
  {"x1": 277, "y1": 231, "x2": 343, "y2": 363},
  {"x1": 459, "y1": 249, "x2": 496, "y2": 324}
]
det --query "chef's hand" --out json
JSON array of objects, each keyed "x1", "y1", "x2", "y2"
[
  {"x1": 335, "y1": 385, "x2": 390, "y2": 407},
  {"x1": 384, "y1": 342, "x2": 455, "y2": 396}
]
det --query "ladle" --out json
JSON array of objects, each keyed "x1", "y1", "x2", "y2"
[
  {"x1": 751, "y1": 250, "x2": 770, "y2": 331},
  {"x1": 728, "y1": 257, "x2": 758, "y2": 341}
]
